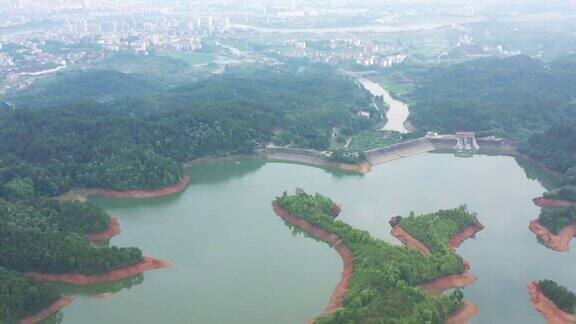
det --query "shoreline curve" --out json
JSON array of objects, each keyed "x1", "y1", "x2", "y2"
[
  {"x1": 20, "y1": 296, "x2": 73, "y2": 324},
  {"x1": 529, "y1": 219, "x2": 576, "y2": 252},
  {"x1": 87, "y1": 217, "x2": 121, "y2": 242},
  {"x1": 527, "y1": 282, "x2": 576, "y2": 324},
  {"x1": 60, "y1": 176, "x2": 191, "y2": 201},
  {"x1": 533, "y1": 197, "x2": 576, "y2": 208},
  {"x1": 272, "y1": 200, "x2": 353, "y2": 314},
  {"x1": 26, "y1": 256, "x2": 170, "y2": 285}
]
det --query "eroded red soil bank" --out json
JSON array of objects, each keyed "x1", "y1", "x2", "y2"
[
  {"x1": 533, "y1": 197, "x2": 576, "y2": 208},
  {"x1": 86, "y1": 217, "x2": 121, "y2": 242},
  {"x1": 418, "y1": 270, "x2": 476, "y2": 296},
  {"x1": 389, "y1": 219, "x2": 432, "y2": 256},
  {"x1": 26, "y1": 257, "x2": 170, "y2": 285},
  {"x1": 450, "y1": 221, "x2": 485, "y2": 251},
  {"x1": 390, "y1": 216, "x2": 482, "y2": 322},
  {"x1": 272, "y1": 200, "x2": 353, "y2": 314},
  {"x1": 527, "y1": 282, "x2": 576, "y2": 324},
  {"x1": 445, "y1": 301, "x2": 479, "y2": 324},
  {"x1": 95, "y1": 176, "x2": 191, "y2": 198},
  {"x1": 529, "y1": 219, "x2": 576, "y2": 252},
  {"x1": 20, "y1": 296, "x2": 73, "y2": 324}
]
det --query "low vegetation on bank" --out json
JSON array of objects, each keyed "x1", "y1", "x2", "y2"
[
  {"x1": 538, "y1": 207, "x2": 576, "y2": 235},
  {"x1": 277, "y1": 190, "x2": 472, "y2": 323},
  {"x1": 0, "y1": 267, "x2": 58, "y2": 323},
  {"x1": 397, "y1": 207, "x2": 477, "y2": 253},
  {"x1": 538, "y1": 279, "x2": 576, "y2": 314},
  {"x1": 347, "y1": 130, "x2": 402, "y2": 151}
]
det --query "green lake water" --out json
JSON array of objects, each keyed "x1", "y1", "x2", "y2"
[{"x1": 49, "y1": 153, "x2": 571, "y2": 323}]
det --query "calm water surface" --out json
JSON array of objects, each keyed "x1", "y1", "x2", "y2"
[{"x1": 51, "y1": 153, "x2": 569, "y2": 324}]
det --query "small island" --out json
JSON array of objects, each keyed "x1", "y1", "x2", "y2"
[
  {"x1": 273, "y1": 190, "x2": 481, "y2": 323},
  {"x1": 528, "y1": 279, "x2": 576, "y2": 324},
  {"x1": 529, "y1": 207, "x2": 576, "y2": 252}
]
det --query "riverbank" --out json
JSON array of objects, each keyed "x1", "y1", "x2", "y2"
[
  {"x1": 87, "y1": 217, "x2": 121, "y2": 242},
  {"x1": 59, "y1": 176, "x2": 191, "y2": 201},
  {"x1": 26, "y1": 257, "x2": 170, "y2": 285},
  {"x1": 533, "y1": 197, "x2": 576, "y2": 208},
  {"x1": 20, "y1": 296, "x2": 73, "y2": 324},
  {"x1": 529, "y1": 219, "x2": 576, "y2": 252},
  {"x1": 527, "y1": 282, "x2": 576, "y2": 324},
  {"x1": 272, "y1": 200, "x2": 353, "y2": 314}
]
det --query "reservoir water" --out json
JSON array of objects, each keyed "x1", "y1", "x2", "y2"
[{"x1": 51, "y1": 153, "x2": 570, "y2": 324}]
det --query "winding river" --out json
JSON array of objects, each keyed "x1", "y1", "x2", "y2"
[
  {"x1": 359, "y1": 78, "x2": 410, "y2": 133},
  {"x1": 45, "y1": 152, "x2": 575, "y2": 324}
]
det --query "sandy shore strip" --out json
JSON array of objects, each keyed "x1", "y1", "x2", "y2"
[
  {"x1": 60, "y1": 176, "x2": 191, "y2": 201},
  {"x1": 533, "y1": 197, "x2": 576, "y2": 208},
  {"x1": 26, "y1": 257, "x2": 170, "y2": 285}
]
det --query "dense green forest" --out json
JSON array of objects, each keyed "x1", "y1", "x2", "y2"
[
  {"x1": 0, "y1": 59, "x2": 378, "y2": 320},
  {"x1": 538, "y1": 208, "x2": 576, "y2": 235},
  {"x1": 277, "y1": 191, "x2": 472, "y2": 323},
  {"x1": 397, "y1": 207, "x2": 476, "y2": 253},
  {"x1": 538, "y1": 279, "x2": 576, "y2": 314},
  {"x1": 0, "y1": 199, "x2": 109, "y2": 234},
  {"x1": 7, "y1": 69, "x2": 164, "y2": 108},
  {"x1": 382, "y1": 55, "x2": 576, "y2": 201},
  {"x1": 521, "y1": 125, "x2": 576, "y2": 201},
  {"x1": 391, "y1": 55, "x2": 576, "y2": 140},
  {"x1": 0, "y1": 61, "x2": 376, "y2": 195},
  {"x1": 0, "y1": 198, "x2": 143, "y2": 320},
  {"x1": 0, "y1": 267, "x2": 58, "y2": 322}
]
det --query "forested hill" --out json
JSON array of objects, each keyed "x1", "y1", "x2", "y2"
[
  {"x1": 7, "y1": 70, "x2": 164, "y2": 108},
  {"x1": 521, "y1": 125, "x2": 576, "y2": 200},
  {"x1": 0, "y1": 62, "x2": 377, "y2": 198},
  {"x1": 402, "y1": 55, "x2": 576, "y2": 140}
]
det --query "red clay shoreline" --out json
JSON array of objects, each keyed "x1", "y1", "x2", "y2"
[
  {"x1": 26, "y1": 256, "x2": 170, "y2": 285},
  {"x1": 527, "y1": 282, "x2": 576, "y2": 324},
  {"x1": 390, "y1": 217, "x2": 483, "y2": 323},
  {"x1": 86, "y1": 217, "x2": 121, "y2": 242},
  {"x1": 450, "y1": 221, "x2": 485, "y2": 251},
  {"x1": 274, "y1": 201, "x2": 478, "y2": 323},
  {"x1": 272, "y1": 200, "x2": 353, "y2": 315},
  {"x1": 533, "y1": 197, "x2": 576, "y2": 208},
  {"x1": 445, "y1": 302, "x2": 479, "y2": 324},
  {"x1": 529, "y1": 219, "x2": 576, "y2": 252},
  {"x1": 20, "y1": 296, "x2": 73, "y2": 324},
  {"x1": 94, "y1": 176, "x2": 191, "y2": 199}
]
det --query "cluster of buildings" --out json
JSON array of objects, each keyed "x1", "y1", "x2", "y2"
[{"x1": 284, "y1": 37, "x2": 407, "y2": 68}]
